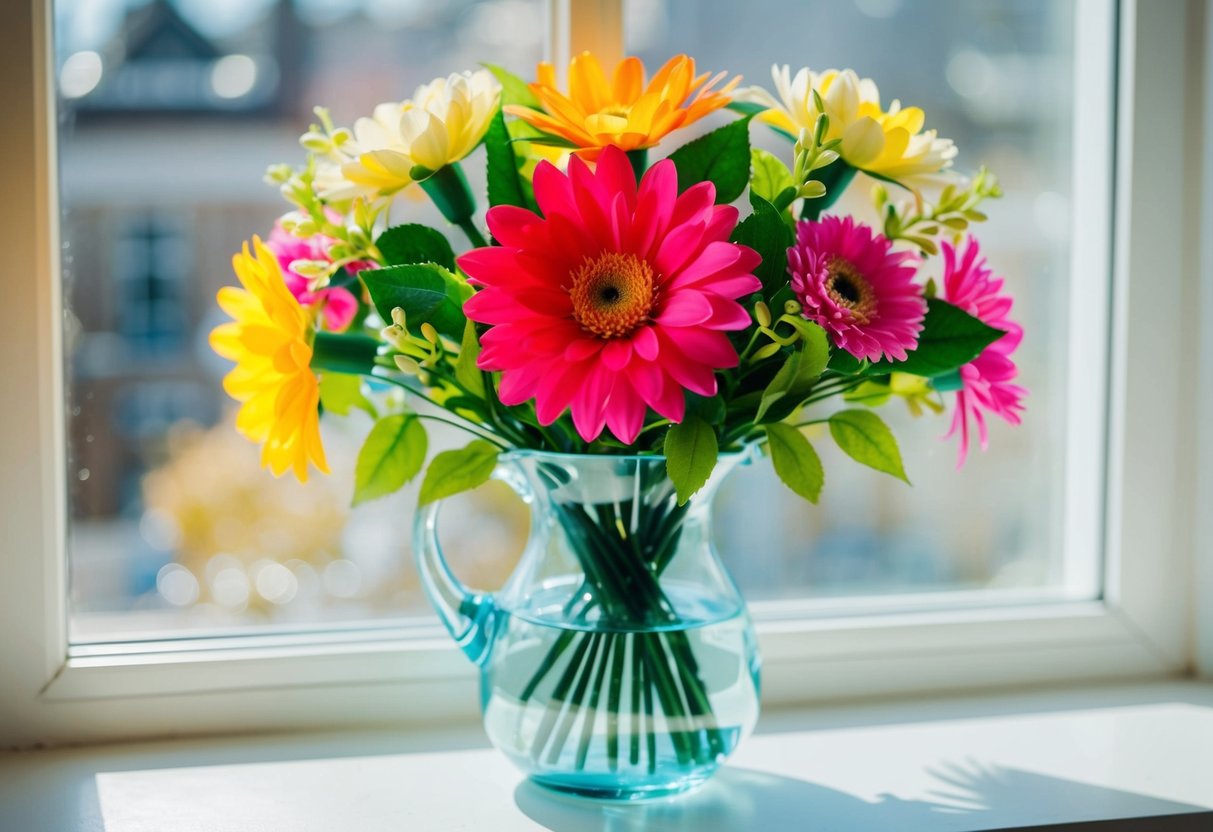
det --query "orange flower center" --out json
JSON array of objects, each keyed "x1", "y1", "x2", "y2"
[
  {"x1": 826, "y1": 257, "x2": 877, "y2": 324},
  {"x1": 568, "y1": 251, "x2": 655, "y2": 339}
]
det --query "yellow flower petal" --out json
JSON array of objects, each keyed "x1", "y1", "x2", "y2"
[
  {"x1": 842, "y1": 116, "x2": 886, "y2": 167},
  {"x1": 210, "y1": 238, "x2": 327, "y2": 483},
  {"x1": 739, "y1": 64, "x2": 957, "y2": 183}
]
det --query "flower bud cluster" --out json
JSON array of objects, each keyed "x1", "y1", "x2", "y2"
[
  {"x1": 874, "y1": 166, "x2": 1002, "y2": 256},
  {"x1": 748, "y1": 300, "x2": 813, "y2": 361},
  {"x1": 790, "y1": 95, "x2": 843, "y2": 201},
  {"x1": 381, "y1": 308, "x2": 445, "y2": 379}
]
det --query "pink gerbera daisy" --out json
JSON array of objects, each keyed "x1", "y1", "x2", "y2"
[
  {"x1": 940, "y1": 235, "x2": 1026, "y2": 466},
  {"x1": 266, "y1": 217, "x2": 371, "y2": 332},
  {"x1": 787, "y1": 215, "x2": 925, "y2": 362},
  {"x1": 457, "y1": 145, "x2": 761, "y2": 444}
]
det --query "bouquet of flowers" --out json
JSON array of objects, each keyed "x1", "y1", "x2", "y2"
[{"x1": 211, "y1": 53, "x2": 1024, "y2": 789}]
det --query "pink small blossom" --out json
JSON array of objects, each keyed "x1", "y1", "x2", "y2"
[
  {"x1": 266, "y1": 218, "x2": 370, "y2": 332},
  {"x1": 940, "y1": 236, "x2": 1026, "y2": 466},
  {"x1": 787, "y1": 216, "x2": 926, "y2": 362}
]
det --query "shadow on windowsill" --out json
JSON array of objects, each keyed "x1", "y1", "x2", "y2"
[{"x1": 513, "y1": 761, "x2": 1213, "y2": 832}]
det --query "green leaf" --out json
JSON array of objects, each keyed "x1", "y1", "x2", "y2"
[
  {"x1": 842, "y1": 379, "x2": 892, "y2": 407},
  {"x1": 484, "y1": 108, "x2": 532, "y2": 210},
  {"x1": 685, "y1": 392, "x2": 726, "y2": 427},
  {"x1": 362, "y1": 263, "x2": 472, "y2": 342},
  {"x1": 755, "y1": 322, "x2": 830, "y2": 423},
  {"x1": 511, "y1": 135, "x2": 580, "y2": 148},
  {"x1": 731, "y1": 192, "x2": 794, "y2": 298},
  {"x1": 873, "y1": 298, "x2": 1005, "y2": 378},
  {"x1": 667, "y1": 116, "x2": 753, "y2": 204},
  {"x1": 418, "y1": 439, "x2": 499, "y2": 505},
  {"x1": 828, "y1": 409, "x2": 909, "y2": 483},
  {"x1": 727, "y1": 100, "x2": 770, "y2": 117},
  {"x1": 455, "y1": 319, "x2": 486, "y2": 397},
  {"x1": 483, "y1": 63, "x2": 540, "y2": 109},
  {"x1": 664, "y1": 416, "x2": 719, "y2": 505},
  {"x1": 764, "y1": 423, "x2": 824, "y2": 503},
  {"x1": 750, "y1": 148, "x2": 796, "y2": 207},
  {"x1": 319, "y1": 372, "x2": 375, "y2": 419},
  {"x1": 375, "y1": 223, "x2": 456, "y2": 271},
  {"x1": 353, "y1": 414, "x2": 428, "y2": 505}
]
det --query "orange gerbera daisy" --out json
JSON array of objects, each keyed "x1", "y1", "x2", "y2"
[{"x1": 506, "y1": 53, "x2": 739, "y2": 160}]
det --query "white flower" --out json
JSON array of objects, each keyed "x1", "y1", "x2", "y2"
[
  {"x1": 742, "y1": 65, "x2": 958, "y2": 186},
  {"x1": 340, "y1": 69, "x2": 501, "y2": 197}
]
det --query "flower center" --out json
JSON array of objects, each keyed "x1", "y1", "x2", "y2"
[
  {"x1": 826, "y1": 257, "x2": 878, "y2": 324},
  {"x1": 568, "y1": 251, "x2": 655, "y2": 339}
]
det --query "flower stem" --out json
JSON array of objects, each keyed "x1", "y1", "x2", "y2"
[
  {"x1": 413, "y1": 414, "x2": 510, "y2": 449},
  {"x1": 456, "y1": 217, "x2": 488, "y2": 249}
]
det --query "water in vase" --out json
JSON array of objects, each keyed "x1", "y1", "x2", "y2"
[{"x1": 482, "y1": 581, "x2": 761, "y2": 799}]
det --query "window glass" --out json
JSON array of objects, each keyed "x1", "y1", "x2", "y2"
[
  {"x1": 60, "y1": 0, "x2": 1086, "y2": 640},
  {"x1": 628, "y1": 0, "x2": 1078, "y2": 601},
  {"x1": 59, "y1": 0, "x2": 544, "y2": 638}
]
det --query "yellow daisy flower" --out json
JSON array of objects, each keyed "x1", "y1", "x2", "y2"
[
  {"x1": 506, "y1": 52, "x2": 739, "y2": 160},
  {"x1": 744, "y1": 65, "x2": 957, "y2": 185},
  {"x1": 209, "y1": 237, "x2": 329, "y2": 482}
]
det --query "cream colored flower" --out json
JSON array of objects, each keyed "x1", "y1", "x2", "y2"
[
  {"x1": 340, "y1": 70, "x2": 501, "y2": 196},
  {"x1": 743, "y1": 65, "x2": 958, "y2": 186}
]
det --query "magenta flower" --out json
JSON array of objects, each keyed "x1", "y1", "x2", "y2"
[
  {"x1": 458, "y1": 146, "x2": 761, "y2": 444},
  {"x1": 940, "y1": 236, "x2": 1026, "y2": 466},
  {"x1": 266, "y1": 219, "x2": 370, "y2": 332},
  {"x1": 788, "y1": 215, "x2": 925, "y2": 362}
]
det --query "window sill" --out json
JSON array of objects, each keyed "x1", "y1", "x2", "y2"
[{"x1": 3, "y1": 680, "x2": 1212, "y2": 831}]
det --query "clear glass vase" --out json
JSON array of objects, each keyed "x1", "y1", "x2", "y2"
[{"x1": 415, "y1": 450, "x2": 762, "y2": 800}]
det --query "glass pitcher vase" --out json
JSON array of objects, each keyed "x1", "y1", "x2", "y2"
[{"x1": 415, "y1": 450, "x2": 761, "y2": 800}]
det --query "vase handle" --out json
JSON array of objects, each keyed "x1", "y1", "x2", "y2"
[{"x1": 414, "y1": 498, "x2": 497, "y2": 667}]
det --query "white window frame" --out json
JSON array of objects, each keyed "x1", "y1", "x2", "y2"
[{"x1": 0, "y1": 0, "x2": 1202, "y2": 747}]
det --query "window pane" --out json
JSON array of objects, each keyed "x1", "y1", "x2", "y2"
[
  {"x1": 58, "y1": 0, "x2": 544, "y2": 639},
  {"x1": 60, "y1": 0, "x2": 1096, "y2": 642},
  {"x1": 628, "y1": 0, "x2": 1082, "y2": 602}
]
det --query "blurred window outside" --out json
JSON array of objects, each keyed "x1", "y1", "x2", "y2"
[{"x1": 56, "y1": 0, "x2": 1107, "y2": 646}]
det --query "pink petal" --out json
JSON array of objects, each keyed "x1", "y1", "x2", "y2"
[
  {"x1": 570, "y1": 364, "x2": 613, "y2": 441},
  {"x1": 604, "y1": 380, "x2": 646, "y2": 444},
  {"x1": 699, "y1": 294, "x2": 755, "y2": 331},
  {"x1": 633, "y1": 160, "x2": 677, "y2": 256},
  {"x1": 497, "y1": 362, "x2": 546, "y2": 404},
  {"x1": 486, "y1": 205, "x2": 542, "y2": 246},
  {"x1": 319, "y1": 287, "x2": 358, "y2": 331},
  {"x1": 601, "y1": 338, "x2": 633, "y2": 370},
  {"x1": 564, "y1": 338, "x2": 603, "y2": 362},
  {"x1": 533, "y1": 159, "x2": 579, "y2": 221},
  {"x1": 593, "y1": 145, "x2": 639, "y2": 211},
  {"x1": 632, "y1": 326, "x2": 659, "y2": 360},
  {"x1": 534, "y1": 361, "x2": 580, "y2": 424},
  {"x1": 655, "y1": 291, "x2": 713, "y2": 326}
]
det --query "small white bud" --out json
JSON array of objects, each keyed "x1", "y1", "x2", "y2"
[
  {"x1": 394, "y1": 355, "x2": 422, "y2": 375},
  {"x1": 299, "y1": 131, "x2": 331, "y2": 153}
]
